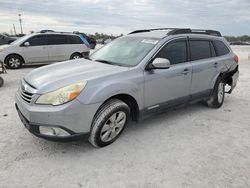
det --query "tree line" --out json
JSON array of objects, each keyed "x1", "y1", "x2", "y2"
[{"x1": 224, "y1": 35, "x2": 250, "y2": 42}]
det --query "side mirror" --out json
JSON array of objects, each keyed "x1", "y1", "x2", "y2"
[
  {"x1": 24, "y1": 42, "x2": 30, "y2": 47},
  {"x1": 150, "y1": 58, "x2": 170, "y2": 69}
]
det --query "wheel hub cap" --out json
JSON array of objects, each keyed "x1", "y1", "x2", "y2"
[
  {"x1": 9, "y1": 58, "x2": 20, "y2": 68},
  {"x1": 100, "y1": 111, "x2": 126, "y2": 142}
]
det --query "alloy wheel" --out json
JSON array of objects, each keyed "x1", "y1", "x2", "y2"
[{"x1": 100, "y1": 111, "x2": 127, "y2": 142}]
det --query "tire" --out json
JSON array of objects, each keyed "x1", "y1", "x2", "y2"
[
  {"x1": 89, "y1": 99, "x2": 130, "y2": 147},
  {"x1": 70, "y1": 53, "x2": 82, "y2": 60},
  {"x1": 207, "y1": 77, "x2": 225, "y2": 108},
  {"x1": 0, "y1": 77, "x2": 4, "y2": 87},
  {"x1": 90, "y1": 43, "x2": 96, "y2": 49},
  {"x1": 5, "y1": 55, "x2": 23, "y2": 69}
]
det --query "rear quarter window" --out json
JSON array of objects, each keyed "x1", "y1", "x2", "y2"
[
  {"x1": 213, "y1": 40, "x2": 230, "y2": 56},
  {"x1": 68, "y1": 36, "x2": 83, "y2": 44}
]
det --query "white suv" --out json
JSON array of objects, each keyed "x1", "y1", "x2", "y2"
[{"x1": 0, "y1": 32, "x2": 90, "y2": 69}]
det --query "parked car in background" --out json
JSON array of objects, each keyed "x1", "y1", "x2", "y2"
[
  {"x1": 15, "y1": 28, "x2": 239, "y2": 147},
  {"x1": 230, "y1": 41, "x2": 250, "y2": 45},
  {"x1": 73, "y1": 32, "x2": 97, "y2": 49},
  {"x1": 0, "y1": 33, "x2": 16, "y2": 45},
  {"x1": 0, "y1": 32, "x2": 89, "y2": 69}
]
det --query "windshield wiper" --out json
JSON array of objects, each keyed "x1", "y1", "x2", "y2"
[
  {"x1": 94, "y1": 59, "x2": 129, "y2": 67},
  {"x1": 95, "y1": 59, "x2": 117, "y2": 65}
]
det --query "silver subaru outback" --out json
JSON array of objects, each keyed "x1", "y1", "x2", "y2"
[{"x1": 15, "y1": 28, "x2": 239, "y2": 147}]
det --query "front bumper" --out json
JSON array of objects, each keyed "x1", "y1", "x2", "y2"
[
  {"x1": 16, "y1": 104, "x2": 88, "y2": 141},
  {"x1": 15, "y1": 90, "x2": 102, "y2": 141}
]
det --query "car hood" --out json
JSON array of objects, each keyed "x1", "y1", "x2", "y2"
[{"x1": 24, "y1": 59, "x2": 129, "y2": 93}]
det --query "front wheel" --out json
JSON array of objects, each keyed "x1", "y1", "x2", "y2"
[
  {"x1": 6, "y1": 55, "x2": 23, "y2": 69},
  {"x1": 207, "y1": 77, "x2": 225, "y2": 108},
  {"x1": 89, "y1": 99, "x2": 130, "y2": 147}
]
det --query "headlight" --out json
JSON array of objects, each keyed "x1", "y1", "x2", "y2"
[
  {"x1": 36, "y1": 81, "x2": 87, "y2": 105},
  {"x1": 0, "y1": 48, "x2": 4, "y2": 52}
]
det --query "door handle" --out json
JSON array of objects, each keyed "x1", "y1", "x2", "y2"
[
  {"x1": 214, "y1": 62, "x2": 218, "y2": 67},
  {"x1": 182, "y1": 68, "x2": 190, "y2": 75}
]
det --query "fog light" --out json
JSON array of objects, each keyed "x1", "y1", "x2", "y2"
[{"x1": 39, "y1": 126, "x2": 70, "y2": 137}]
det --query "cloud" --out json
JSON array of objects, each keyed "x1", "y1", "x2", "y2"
[{"x1": 0, "y1": 0, "x2": 249, "y2": 35}]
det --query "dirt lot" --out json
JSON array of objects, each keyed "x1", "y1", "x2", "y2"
[{"x1": 0, "y1": 46, "x2": 249, "y2": 188}]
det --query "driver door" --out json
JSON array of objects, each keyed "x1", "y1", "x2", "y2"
[
  {"x1": 22, "y1": 35, "x2": 49, "y2": 63},
  {"x1": 144, "y1": 38, "x2": 192, "y2": 112}
]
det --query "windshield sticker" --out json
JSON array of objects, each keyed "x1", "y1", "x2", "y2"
[{"x1": 141, "y1": 39, "x2": 159, "y2": 45}]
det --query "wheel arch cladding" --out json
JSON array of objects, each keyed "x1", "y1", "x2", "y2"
[
  {"x1": 96, "y1": 94, "x2": 140, "y2": 122},
  {"x1": 5, "y1": 53, "x2": 25, "y2": 64}
]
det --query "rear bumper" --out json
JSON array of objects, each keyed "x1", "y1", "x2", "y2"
[{"x1": 81, "y1": 51, "x2": 90, "y2": 58}]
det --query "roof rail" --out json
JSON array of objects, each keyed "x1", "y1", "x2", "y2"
[
  {"x1": 129, "y1": 28, "x2": 222, "y2": 37},
  {"x1": 169, "y1": 29, "x2": 222, "y2": 37},
  {"x1": 129, "y1": 28, "x2": 176, "y2": 34}
]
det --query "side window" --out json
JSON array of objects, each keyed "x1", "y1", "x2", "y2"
[
  {"x1": 68, "y1": 36, "x2": 83, "y2": 44},
  {"x1": 210, "y1": 41, "x2": 216, "y2": 57},
  {"x1": 47, "y1": 35, "x2": 68, "y2": 45},
  {"x1": 190, "y1": 40, "x2": 211, "y2": 61},
  {"x1": 213, "y1": 40, "x2": 230, "y2": 56},
  {"x1": 26, "y1": 35, "x2": 47, "y2": 46},
  {"x1": 156, "y1": 40, "x2": 187, "y2": 65}
]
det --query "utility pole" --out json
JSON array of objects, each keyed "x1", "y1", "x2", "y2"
[
  {"x1": 18, "y1": 14, "x2": 23, "y2": 34},
  {"x1": 13, "y1": 24, "x2": 17, "y2": 36}
]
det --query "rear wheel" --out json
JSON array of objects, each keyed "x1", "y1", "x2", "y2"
[
  {"x1": 70, "y1": 53, "x2": 82, "y2": 60},
  {"x1": 6, "y1": 55, "x2": 23, "y2": 69},
  {"x1": 0, "y1": 77, "x2": 4, "y2": 87},
  {"x1": 89, "y1": 99, "x2": 130, "y2": 147},
  {"x1": 207, "y1": 77, "x2": 225, "y2": 108}
]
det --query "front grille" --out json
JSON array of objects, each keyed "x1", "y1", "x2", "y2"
[{"x1": 20, "y1": 90, "x2": 34, "y2": 103}]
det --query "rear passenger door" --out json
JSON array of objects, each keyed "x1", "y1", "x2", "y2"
[
  {"x1": 47, "y1": 35, "x2": 70, "y2": 62},
  {"x1": 189, "y1": 39, "x2": 217, "y2": 98}
]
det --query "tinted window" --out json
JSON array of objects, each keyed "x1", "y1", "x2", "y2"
[
  {"x1": 48, "y1": 35, "x2": 68, "y2": 45},
  {"x1": 210, "y1": 42, "x2": 216, "y2": 57},
  {"x1": 68, "y1": 35, "x2": 83, "y2": 44},
  {"x1": 213, "y1": 40, "x2": 230, "y2": 56},
  {"x1": 26, "y1": 35, "x2": 47, "y2": 46},
  {"x1": 156, "y1": 40, "x2": 187, "y2": 65},
  {"x1": 190, "y1": 40, "x2": 211, "y2": 61}
]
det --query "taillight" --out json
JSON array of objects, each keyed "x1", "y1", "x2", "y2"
[{"x1": 234, "y1": 54, "x2": 239, "y2": 64}]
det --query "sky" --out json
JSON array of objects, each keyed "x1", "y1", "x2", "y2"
[{"x1": 0, "y1": 0, "x2": 249, "y2": 36}]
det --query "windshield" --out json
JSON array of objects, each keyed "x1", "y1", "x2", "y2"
[{"x1": 90, "y1": 37, "x2": 158, "y2": 67}]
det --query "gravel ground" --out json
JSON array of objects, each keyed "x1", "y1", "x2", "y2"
[{"x1": 0, "y1": 46, "x2": 250, "y2": 188}]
